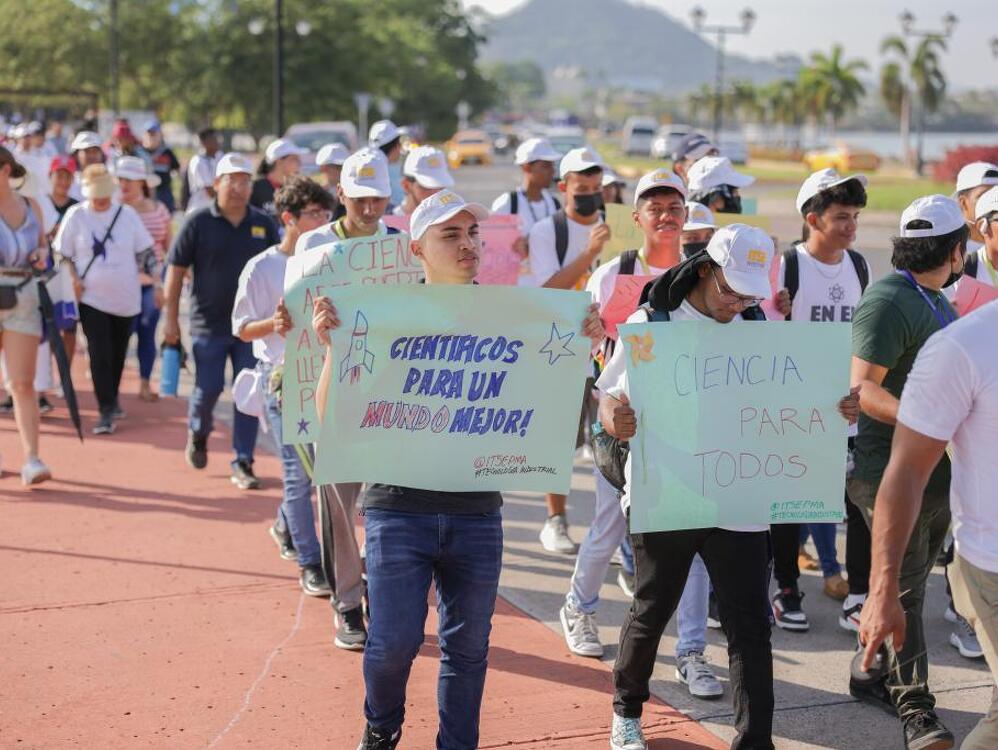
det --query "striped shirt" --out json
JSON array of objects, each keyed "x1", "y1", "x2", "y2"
[{"x1": 137, "y1": 201, "x2": 172, "y2": 259}]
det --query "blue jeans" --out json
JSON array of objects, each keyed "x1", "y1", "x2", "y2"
[
  {"x1": 132, "y1": 285, "x2": 160, "y2": 380},
  {"x1": 676, "y1": 554, "x2": 709, "y2": 656},
  {"x1": 363, "y1": 508, "x2": 502, "y2": 750},
  {"x1": 263, "y1": 377, "x2": 320, "y2": 567},
  {"x1": 800, "y1": 523, "x2": 842, "y2": 578},
  {"x1": 188, "y1": 335, "x2": 258, "y2": 465}
]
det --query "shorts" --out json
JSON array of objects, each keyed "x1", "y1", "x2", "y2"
[{"x1": 0, "y1": 276, "x2": 43, "y2": 338}]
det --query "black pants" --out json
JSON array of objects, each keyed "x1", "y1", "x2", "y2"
[
  {"x1": 770, "y1": 522, "x2": 800, "y2": 591},
  {"x1": 80, "y1": 303, "x2": 135, "y2": 417},
  {"x1": 613, "y1": 527, "x2": 774, "y2": 750},
  {"x1": 845, "y1": 492, "x2": 871, "y2": 595}
]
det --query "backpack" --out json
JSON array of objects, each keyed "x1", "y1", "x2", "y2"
[
  {"x1": 508, "y1": 190, "x2": 560, "y2": 218},
  {"x1": 782, "y1": 245, "x2": 869, "y2": 321}
]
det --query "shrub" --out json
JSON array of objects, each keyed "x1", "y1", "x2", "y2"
[{"x1": 932, "y1": 145, "x2": 998, "y2": 182}]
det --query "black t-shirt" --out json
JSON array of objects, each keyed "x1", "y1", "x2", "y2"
[
  {"x1": 363, "y1": 484, "x2": 503, "y2": 515},
  {"x1": 250, "y1": 177, "x2": 279, "y2": 222},
  {"x1": 150, "y1": 146, "x2": 181, "y2": 194}
]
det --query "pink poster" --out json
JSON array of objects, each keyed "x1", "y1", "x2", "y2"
[
  {"x1": 382, "y1": 214, "x2": 410, "y2": 233},
  {"x1": 954, "y1": 276, "x2": 998, "y2": 317},
  {"x1": 602, "y1": 275, "x2": 657, "y2": 338},
  {"x1": 476, "y1": 215, "x2": 524, "y2": 286}
]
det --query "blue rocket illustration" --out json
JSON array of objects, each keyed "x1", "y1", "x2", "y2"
[{"x1": 339, "y1": 311, "x2": 376, "y2": 384}]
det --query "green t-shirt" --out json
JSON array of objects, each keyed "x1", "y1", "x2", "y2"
[{"x1": 851, "y1": 272, "x2": 953, "y2": 491}]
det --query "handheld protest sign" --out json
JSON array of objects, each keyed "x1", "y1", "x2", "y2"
[
  {"x1": 476, "y1": 214, "x2": 523, "y2": 285},
  {"x1": 621, "y1": 320, "x2": 850, "y2": 532},
  {"x1": 281, "y1": 232, "x2": 422, "y2": 444},
  {"x1": 601, "y1": 274, "x2": 657, "y2": 338},
  {"x1": 312, "y1": 285, "x2": 592, "y2": 494},
  {"x1": 953, "y1": 276, "x2": 998, "y2": 316}
]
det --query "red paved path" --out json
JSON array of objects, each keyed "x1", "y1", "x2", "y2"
[{"x1": 1, "y1": 367, "x2": 725, "y2": 749}]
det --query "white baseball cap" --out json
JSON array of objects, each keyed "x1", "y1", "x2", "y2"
[
  {"x1": 265, "y1": 138, "x2": 307, "y2": 164},
  {"x1": 214, "y1": 152, "x2": 253, "y2": 178},
  {"x1": 633, "y1": 168, "x2": 688, "y2": 207},
  {"x1": 340, "y1": 147, "x2": 391, "y2": 199},
  {"x1": 795, "y1": 168, "x2": 869, "y2": 214},
  {"x1": 113, "y1": 155, "x2": 160, "y2": 187},
  {"x1": 515, "y1": 137, "x2": 561, "y2": 165},
  {"x1": 899, "y1": 195, "x2": 965, "y2": 238},
  {"x1": 955, "y1": 161, "x2": 998, "y2": 193},
  {"x1": 410, "y1": 189, "x2": 489, "y2": 241},
  {"x1": 687, "y1": 156, "x2": 755, "y2": 195},
  {"x1": 558, "y1": 146, "x2": 603, "y2": 180},
  {"x1": 974, "y1": 186, "x2": 998, "y2": 221},
  {"x1": 368, "y1": 119, "x2": 401, "y2": 149},
  {"x1": 706, "y1": 224, "x2": 774, "y2": 300},
  {"x1": 70, "y1": 131, "x2": 102, "y2": 152},
  {"x1": 403, "y1": 146, "x2": 455, "y2": 189},
  {"x1": 602, "y1": 169, "x2": 625, "y2": 188},
  {"x1": 683, "y1": 201, "x2": 715, "y2": 231},
  {"x1": 315, "y1": 142, "x2": 350, "y2": 167}
]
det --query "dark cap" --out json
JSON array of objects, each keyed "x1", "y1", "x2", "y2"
[{"x1": 672, "y1": 133, "x2": 715, "y2": 163}]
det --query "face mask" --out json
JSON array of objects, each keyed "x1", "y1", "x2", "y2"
[
  {"x1": 943, "y1": 252, "x2": 965, "y2": 289},
  {"x1": 719, "y1": 190, "x2": 742, "y2": 214},
  {"x1": 572, "y1": 192, "x2": 603, "y2": 217},
  {"x1": 682, "y1": 241, "x2": 709, "y2": 259}
]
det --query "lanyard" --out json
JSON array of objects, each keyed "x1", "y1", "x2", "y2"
[
  {"x1": 898, "y1": 270, "x2": 956, "y2": 328},
  {"x1": 522, "y1": 191, "x2": 553, "y2": 223},
  {"x1": 981, "y1": 249, "x2": 998, "y2": 288}
]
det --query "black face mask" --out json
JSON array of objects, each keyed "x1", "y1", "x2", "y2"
[
  {"x1": 943, "y1": 252, "x2": 966, "y2": 289},
  {"x1": 572, "y1": 192, "x2": 603, "y2": 217},
  {"x1": 681, "y1": 240, "x2": 709, "y2": 259},
  {"x1": 694, "y1": 185, "x2": 742, "y2": 214}
]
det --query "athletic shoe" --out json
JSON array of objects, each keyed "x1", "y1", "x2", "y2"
[
  {"x1": 299, "y1": 564, "x2": 331, "y2": 596},
  {"x1": 0, "y1": 396, "x2": 13, "y2": 414},
  {"x1": 617, "y1": 569, "x2": 635, "y2": 598},
  {"x1": 707, "y1": 591, "x2": 722, "y2": 629},
  {"x1": 840, "y1": 595, "x2": 865, "y2": 633},
  {"x1": 943, "y1": 605, "x2": 958, "y2": 624},
  {"x1": 949, "y1": 615, "x2": 984, "y2": 659},
  {"x1": 772, "y1": 588, "x2": 809, "y2": 631},
  {"x1": 849, "y1": 676, "x2": 896, "y2": 716},
  {"x1": 356, "y1": 723, "x2": 401, "y2": 750},
  {"x1": 230, "y1": 460, "x2": 261, "y2": 490},
  {"x1": 539, "y1": 514, "x2": 577, "y2": 554},
  {"x1": 823, "y1": 573, "x2": 849, "y2": 600},
  {"x1": 185, "y1": 432, "x2": 207, "y2": 469},
  {"x1": 559, "y1": 601, "x2": 603, "y2": 657},
  {"x1": 92, "y1": 416, "x2": 115, "y2": 435},
  {"x1": 21, "y1": 457, "x2": 52, "y2": 485},
  {"x1": 112, "y1": 402, "x2": 126, "y2": 419},
  {"x1": 902, "y1": 710, "x2": 954, "y2": 750},
  {"x1": 675, "y1": 652, "x2": 723, "y2": 699},
  {"x1": 335, "y1": 607, "x2": 368, "y2": 651},
  {"x1": 37, "y1": 396, "x2": 54, "y2": 414},
  {"x1": 610, "y1": 714, "x2": 647, "y2": 750},
  {"x1": 798, "y1": 547, "x2": 820, "y2": 571},
  {"x1": 269, "y1": 524, "x2": 298, "y2": 561}
]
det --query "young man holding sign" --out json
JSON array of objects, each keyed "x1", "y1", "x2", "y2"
[
  {"x1": 311, "y1": 190, "x2": 604, "y2": 750},
  {"x1": 598, "y1": 226, "x2": 859, "y2": 750}
]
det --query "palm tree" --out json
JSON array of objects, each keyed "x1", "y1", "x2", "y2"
[
  {"x1": 800, "y1": 45, "x2": 868, "y2": 136},
  {"x1": 685, "y1": 84, "x2": 714, "y2": 128},
  {"x1": 761, "y1": 79, "x2": 805, "y2": 148}
]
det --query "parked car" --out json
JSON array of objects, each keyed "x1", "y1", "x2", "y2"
[
  {"x1": 284, "y1": 121, "x2": 358, "y2": 173},
  {"x1": 651, "y1": 124, "x2": 694, "y2": 160},
  {"x1": 445, "y1": 129, "x2": 494, "y2": 168},
  {"x1": 804, "y1": 143, "x2": 881, "y2": 173},
  {"x1": 622, "y1": 116, "x2": 658, "y2": 156},
  {"x1": 717, "y1": 134, "x2": 749, "y2": 165},
  {"x1": 545, "y1": 125, "x2": 587, "y2": 157}
]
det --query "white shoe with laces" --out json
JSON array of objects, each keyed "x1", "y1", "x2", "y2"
[
  {"x1": 950, "y1": 614, "x2": 984, "y2": 659},
  {"x1": 560, "y1": 601, "x2": 603, "y2": 657},
  {"x1": 610, "y1": 714, "x2": 647, "y2": 750},
  {"x1": 21, "y1": 456, "x2": 51, "y2": 486},
  {"x1": 540, "y1": 514, "x2": 577, "y2": 554},
  {"x1": 676, "y1": 651, "x2": 723, "y2": 699}
]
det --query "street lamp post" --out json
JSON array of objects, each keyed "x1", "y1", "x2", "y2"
[
  {"x1": 991, "y1": 37, "x2": 998, "y2": 58},
  {"x1": 249, "y1": 1, "x2": 311, "y2": 137},
  {"x1": 690, "y1": 6, "x2": 756, "y2": 143},
  {"x1": 109, "y1": 0, "x2": 119, "y2": 116}
]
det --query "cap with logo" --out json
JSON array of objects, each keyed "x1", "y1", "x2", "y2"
[
  {"x1": 214, "y1": 152, "x2": 254, "y2": 179},
  {"x1": 515, "y1": 137, "x2": 561, "y2": 165},
  {"x1": 558, "y1": 147, "x2": 604, "y2": 180},
  {"x1": 955, "y1": 161, "x2": 998, "y2": 193},
  {"x1": 265, "y1": 138, "x2": 308, "y2": 164},
  {"x1": 683, "y1": 201, "x2": 715, "y2": 231},
  {"x1": 114, "y1": 155, "x2": 160, "y2": 186},
  {"x1": 633, "y1": 168, "x2": 688, "y2": 207},
  {"x1": 899, "y1": 195, "x2": 965, "y2": 238},
  {"x1": 706, "y1": 223, "x2": 774, "y2": 300},
  {"x1": 672, "y1": 133, "x2": 715, "y2": 163},
  {"x1": 70, "y1": 131, "x2": 103, "y2": 152},
  {"x1": 340, "y1": 147, "x2": 391, "y2": 199},
  {"x1": 81, "y1": 164, "x2": 115, "y2": 200},
  {"x1": 403, "y1": 146, "x2": 455, "y2": 189},
  {"x1": 368, "y1": 120, "x2": 401, "y2": 149},
  {"x1": 410, "y1": 189, "x2": 490, "y2": 241},
  {"x1": 687, "y1": 156, "x2": 755, "y2": 196},
  {"x1": 315, "y1": 142, "x2": 350, "y2": 167},
  {"x1": 795, "y1": 168, "x2": 869, "y2": 214},
  {"x1": 49, "y1": 155, "x2": 76, "y2": 175},
  {"x1": 974, "y1": 186, "x2": 998, "y2": 221}
]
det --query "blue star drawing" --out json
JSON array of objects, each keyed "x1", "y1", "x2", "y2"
[
  {"x1": 539, "y1": 322, "x2": 576, "y2": 365},
  {"x1": 333, "y1": 243, "x2": 345, "y2": 256},
  {"x1": 297, "y1": 418, "x2": 310, "y2": 436}
]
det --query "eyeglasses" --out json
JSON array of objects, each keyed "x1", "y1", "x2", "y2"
[
  {"x1": 298, "y1": 208, "x2": 333, "y2": 221},
  {"x1": 710, "y1": 268, "x2": 764, "y2": 309}
]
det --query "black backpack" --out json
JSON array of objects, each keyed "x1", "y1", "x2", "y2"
[
  {"x1": 508, "y1": 190, "x2": 560, "y2": 219},
  {"x1": 782, "y1": 245, "x2": 869, "y2": 321}
]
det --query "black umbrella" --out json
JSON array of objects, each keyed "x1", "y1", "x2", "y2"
[{"x1": 36, "y1": 274, "x2": 84, "y2": 442}]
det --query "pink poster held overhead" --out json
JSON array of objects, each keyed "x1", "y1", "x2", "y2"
[
  {"x1": 476, "y1": 214, "x2": 523, "y2": 286},
  {"x1": 602, "y1": 275, "x2": 657, "y2": 339},
  {"x1": 954, "y1": 276, "x2": 998, "y2": 317}
]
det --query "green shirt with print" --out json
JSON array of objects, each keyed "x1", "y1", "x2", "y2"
[{"x1": 851, "y1": 272, "x2": 953, "y2": 492}]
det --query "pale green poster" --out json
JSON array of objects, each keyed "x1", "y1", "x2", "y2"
[
  {"x1": 312, "y1": 285, "x2": 592, "y2": 493},
  {"x1": 619, "y1": 320, "x2": 851, "y2": 532},
  {"x1": 281, "y1": 232, "x2": 421, "y2": 444}
]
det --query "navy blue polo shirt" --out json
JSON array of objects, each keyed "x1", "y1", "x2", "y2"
[{"x1": 168, "y1": 202, "x2": 280, "y2": 338}]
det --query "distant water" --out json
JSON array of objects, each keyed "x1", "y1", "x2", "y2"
[{"x1": 832, "y1": 131, "x2": 998, "y2": 161}]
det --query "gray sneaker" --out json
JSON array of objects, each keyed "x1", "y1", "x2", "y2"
[
  {"x1": 950, "y1": 615, "x2": 984, "y2": 659},
  {"x1": 559, "y1": 600, "x2": 603, "y2": 657},
  {"x1": 676, "y1": 651, "x2": 723, "y2": 699},
  {"x1": 540, "y1": 514, "x2": 577, "y2": 554},
  {"x1": 610, "y1": 714, "x2": 647, "y2": 750},
  {"x1": 334, "y1": 607, "x2": 367, "y2": 651}
]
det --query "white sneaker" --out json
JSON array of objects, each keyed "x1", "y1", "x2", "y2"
[
  {"x1": 21, "y1": 457, "x2": 52, "y2": 486},
  {"x1": 676, "y1": 652, "x2": 723, "y2": 699},
  {"x1": 840, "y1": 594, "x2": 865, "y2": 633},
  {"x1": 610, "y1": 714, "x2": 647, "y2": 750},
  {"x1": 540, "y1": 514, "x2": 577, "y2": 554},
  {"x1": 560, "y1": 601, "x2": 603, "y2": 657},
  {"x1": 950, "y1": 615, "x2": 984, "y2": 659}
]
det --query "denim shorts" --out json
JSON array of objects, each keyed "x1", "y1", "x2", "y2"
[{"x1": 0, "y1": 276, "x2": 42, "y2": 338}]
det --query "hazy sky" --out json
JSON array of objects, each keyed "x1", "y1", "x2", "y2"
[{"x1": 463, "y1": 0, "x2": 995, "y2": 90}]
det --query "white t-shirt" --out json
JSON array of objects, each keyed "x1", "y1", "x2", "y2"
[
  {"x1": 232, "y1": 245, "x2": 288, "y2": 364},
  {"x1": 186, "y1": 151, "x2": 222, "y2": 215},
  {"x1": 595, "y1": 300, "x2": 767, "y2": 532},
  {"x1": 54, "y1": 201, "x2": 152, "y2": 317},
  {"x1": 897, "y1": 300, "x2": 998, "y2": 573},
  {"x1": 586, "y1": 252, "x2": 670, "y2": 307},
  {"x1": 491, "y1": 189, "x2": 560, "y2": 237},
  {"x1": 519, "y1": 212, "x2": 601, "y2": 288}
]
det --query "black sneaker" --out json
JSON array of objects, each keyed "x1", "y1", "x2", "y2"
[
  {"x1": 707, "y1": 590, "x2": 722, "y2": 629},
  {"x1": 269, "y1": 524, "x2": 298, "y2": 561},
  {"x1": 772, "y1": 587, "x2": 809, "y2": 631},
  {"x1": 0, "y1": 396, "x2": 12, "y2": 414},
  {"x1": 230, "y1": 460, "x2": 261, "y2": 490},
  {"x1": 335, "y1": 607, "x2": 368, "y2": 651},
  {"x1": 38, "y1": 396, "x2": 54, "y2": 414},
  {"x1": 356, "y1": 723, "x2": 401, "y2": 750},
  {"x1": 186, "y1": 432, "x2": 207, "y2": 469},
  {"x1": 300, "y1": 564, "x2": 331, "y2": 596},
  {"x1": 93, "y1": 415, "x2": 116, "y2": 435},
  {"x1": 903, "y1": 710, "x2": 954, "y2": 750}
]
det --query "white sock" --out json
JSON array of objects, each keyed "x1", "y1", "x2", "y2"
[{"x1": 844, "y1": 593, "x2": 866, "y2": 609}]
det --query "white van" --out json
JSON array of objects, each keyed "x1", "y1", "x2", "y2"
[{"x1": 622, "y1": 117, "x2": 658, "y2": 156}]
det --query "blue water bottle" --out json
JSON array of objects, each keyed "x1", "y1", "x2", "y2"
[{"x1": 160, "y1": 343, "x2": 181, "y2": 397}]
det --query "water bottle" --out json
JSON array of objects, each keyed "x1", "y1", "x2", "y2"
[{"x1": 160, "y1": 343, "x2": 181, "y2": 397}]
